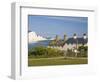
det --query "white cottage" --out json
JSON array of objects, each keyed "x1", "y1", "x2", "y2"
[
  {"x1": 62, "y1": 38, "x2": 87, "y2": 50},
  {"x1": 48, "y1": 37, "x2": 88, "y2": 51}
]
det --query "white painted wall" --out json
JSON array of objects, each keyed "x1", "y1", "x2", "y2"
[{"x1": 0, "y1": 0, "x2": 100, "y2": 81}]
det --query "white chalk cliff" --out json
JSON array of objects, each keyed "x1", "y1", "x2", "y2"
[{"x1": 28, "y1": 31, "x2": 47, "y2": 43}]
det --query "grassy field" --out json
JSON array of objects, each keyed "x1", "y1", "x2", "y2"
[{"x1": 28, "y1": 57, "x2": 88, "y2": 66}]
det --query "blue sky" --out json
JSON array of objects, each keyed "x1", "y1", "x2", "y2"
[{"x1": 28, "y1": 15, "x2": 88, "y2": 38}]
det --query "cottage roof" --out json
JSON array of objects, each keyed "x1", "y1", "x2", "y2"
[
  {"x1": 66, "y1": 38, "x2": 87, "y2": 44},
  {"x1": 49, "y1": 37, "x2": 88, "y2": 47},
  {"x1": 28, "y1": 30, "x2": 32, "y2": 33}
]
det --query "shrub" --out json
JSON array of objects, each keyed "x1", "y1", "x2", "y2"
[
  {"x1": 78, "y1": 46, "x2": 88, "y2": 57},
  {"x1": 28, "y1": 46, "x2": 63, "y2": 58},
  {"x1": 66, "y1": 49, "x2": 75, "y2": 57}
]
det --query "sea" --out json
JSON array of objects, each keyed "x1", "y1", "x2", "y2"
[{"x1": 28, "y1": 40, "x2": 52, "y2": 49}]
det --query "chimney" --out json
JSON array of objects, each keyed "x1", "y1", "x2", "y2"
[{"x1": 64, "y1": 34, "x2": 67, "y2": 42}]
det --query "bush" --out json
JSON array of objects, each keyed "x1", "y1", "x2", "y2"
[
  {"x1": 28, "y1": 46, "x2": 63, "y2": 58},
  {"x1": 78, "y1": 46, "x2": 88, "y2": 57},
  {"x1": 66, "y1": 49, "x2": 75, "y2": 57},
  {"x1": 28, "y1": 46, "x2": 88, "y2": 58},
  {"x1": 65, "y1": 46, "x2": 88, "y2": 57}
]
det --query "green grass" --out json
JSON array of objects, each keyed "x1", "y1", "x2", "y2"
[{"x1": 28, "y1": 57, "x2": 88, "y2": 66}]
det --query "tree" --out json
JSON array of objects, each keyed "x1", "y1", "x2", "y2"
[
  {"x1": 49, "y1": 40, "x2": 56, "y2": 46},
  {"x1": 28, "y1": 46, "x2": 64, "y2": 58},
  {"x1": 78, "y1": 46, "x2": 88, "y2": 57}
]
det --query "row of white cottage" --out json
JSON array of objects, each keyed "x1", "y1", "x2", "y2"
[{"x1": 48, "y1": 38, "x2": 87, "y2": 51}]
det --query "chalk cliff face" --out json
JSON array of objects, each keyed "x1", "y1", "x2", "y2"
[{"x1": 28, "y1": 31, "x2": 47, "y2": 43}]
